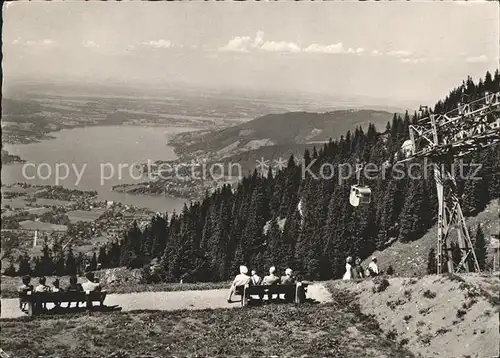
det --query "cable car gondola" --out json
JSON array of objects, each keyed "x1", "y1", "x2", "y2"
[
  {"x1": 349, "y1": 160, "x2": 372, "y2": 207},
  {"x1": 349, "y1": 185, "x2": 372, "y2": 207}
]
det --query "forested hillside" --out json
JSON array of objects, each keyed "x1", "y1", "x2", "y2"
[
  {"x1": 172, "y1": 109, "x2": 392, "y2": 158},
  {"x1": 9, "y1": 70, "x2": 500, "y2": 283}
]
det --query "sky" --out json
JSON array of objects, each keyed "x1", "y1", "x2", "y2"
[{"x1": 3, "y1": 1, "x2": 499, "y2": 107}]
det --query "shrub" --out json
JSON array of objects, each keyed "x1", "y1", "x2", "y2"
[
  {"x1": 447, "y1": 273, "x2": 465, "y2": 283},
  {"x1": 419, "y1": 308, "x2": 431, "y2": 315},
  {"x1": 420, "y1": 333, "x2": 433, "y2": 345},
  {"x1": 3, "y1": 263, "x2": 16, "y2": 276},
  {"x1": 386, "y1": 265, "x2": 394, "y2": 276},
  {"x1": 436, "y1": 327, "x2": 451, "y2": 335},
  {"x1": 403, "y1": 315, "x2": 412, "y2": 322},
  {"x1": 423, "y1": 289, "x2": 437, "y2": 299},
  {"x1": 399, "y1": 338, "x2": 409, "y2": 346},
  {"x1": 462, "y1": 299, "x2": 478, "y2": 310},
  {"x1": 139, "y1": 264, "x2": 151, "y2": 284},
  {"x1": 386, "y1": 329, "x2": 398, "y2": 340},
  {"x1": 459, "y1": 283, "x2": 481, "y2": 299},
  {"x1": 456, "y1": 309, "x2": 467, "y2": 319},
  {"x1": 372, "y1": 278, "x2": 390, "y2": 293},
  {"x1": 386, "y1": 298, "x2": 405, "y2": 310}
]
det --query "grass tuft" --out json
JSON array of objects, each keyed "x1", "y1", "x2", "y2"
[{"x1": 422, "y1": 290, "x2": 437, "y2": 299}]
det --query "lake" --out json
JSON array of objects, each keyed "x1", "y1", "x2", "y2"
[{"x1": 2, "y1": 125, "x2": 193, "y2": 212}]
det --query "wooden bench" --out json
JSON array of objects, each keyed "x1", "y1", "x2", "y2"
[
  {"x1": 236, "y1": 282, "x2": 308, "y2": 306},
  {"x1": 19, "y1": 290, "x2": 108, "y2": 316}
]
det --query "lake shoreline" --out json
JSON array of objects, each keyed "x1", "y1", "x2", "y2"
[{"x1": 2, "y1": 125, "x2": 192, "y2": 212}]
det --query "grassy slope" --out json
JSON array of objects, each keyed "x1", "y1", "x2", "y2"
[
  {"x1": 363, "y1": 199, "x2": 499, "y2": 277},
  {"x1": 0, "y1": 299, "x2": 413, "y2": 358},
  {"x1": 329, "y1": 273, "x2": 499, "y2": 358}
]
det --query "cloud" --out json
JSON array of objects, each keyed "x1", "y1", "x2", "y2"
[
  {"x1": 17, "y1": 39, "x2": 55, "y2": 46},
  {"x1": 83, "y1": 40, "x2": 99, "y2": 48},
  {"x1": 400, "y1": 57, "x2": 428, "y2": 64},
  {"x1": 140, "y1": 39, "x2": 173, "y2": 49},
  {"x1": 220, "y1": 31, "x2": 301, "y2": 54},
  {"x1": 387, "y1": 50, "x2": 412, "y2": 58},
  {"x1": 465, "y1": 54, "x2": 488, "y2": 63},
  {"x1": 370, "y1": 49, "x2": 382, "y2": 56},
  {"x1": 221, "y1": 31, "x2": 367, "y2": 56},
  {"x1": 254, "y1": 30, "x2": 265, "y2": 47},
  {"x1": 220, "y1": 36, "x2": 253, "y2": 53},
  {"x1": 303, "y1": 43, "x2": 344, "y2": 54},
  {"x1": 260, "y1": 41, "x2": 301, "y2": 53}
]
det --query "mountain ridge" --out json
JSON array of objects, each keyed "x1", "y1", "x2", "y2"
[{"x1": 171, "y1": 108, "x2": 394, "y2": 160}]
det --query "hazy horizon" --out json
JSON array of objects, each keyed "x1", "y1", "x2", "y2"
[{"x1": 3, "y1": 1, "x2": 499, "y2": 109}]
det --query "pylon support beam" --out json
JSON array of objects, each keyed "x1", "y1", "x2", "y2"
[{"x1": 403, "y1": 92, "x2": 500, "y2": 274}]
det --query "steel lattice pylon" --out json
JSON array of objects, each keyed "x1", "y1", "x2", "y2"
[{"x1": 404, "y1": 91, "x2": 500, "y2": 274}]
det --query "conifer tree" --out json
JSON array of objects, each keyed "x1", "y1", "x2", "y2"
[
  {"x1": 41, "y1": 243, "x2": 54, "y2": 276},
  {"x1": 33, "y1": 257, "x2": 43, "y2": 277},
  {"x1": 98, "y1": 246, "x2": 108, "y2": 268},
  {"x1": 54, "y1": 255, "x2": 66, "y2": 276},
  {"x1": 18, "y1": 253, "x2": 32, "y2": 276},
  {"x1": 474, "y1": 224, "x2": 487, "y2": 271},
  {"x1": 398, "y1": 177, "x2": 427, "y2": 242},
  {"x1": 65, "y1": 247, "x2": 77, "y2": 275},
  {"x1": 90, "y1": 252, "x2": 98, "y2": 271}
]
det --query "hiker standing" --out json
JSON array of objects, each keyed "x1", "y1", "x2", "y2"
[
  {"x1": 342, "y1": 256, "x2": 354, "y2": 280},
  {"x1": 354, "y1": 258, "x2": 365, "y2": 279}
]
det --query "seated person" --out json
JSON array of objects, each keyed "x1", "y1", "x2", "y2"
[
  {"x1": 280, "y1": 268, "x2": 296, "y2": 285},
  {"x1": 51, "y1": 278, "x2": 63, "y2": 293},
  {"x1": 34, "y1": 276, "x2": 51, "y2": 311},
  {"x1": 66, "y1": 275, "x2": 83, "y2": 291},
  {"x1": 227, "y1": 265, "x2": 250, "y2": 303},
  {"x1": 261, "y1": 266, "x2": 280, "y2": 285},
  {"x1": 35, "y1": 276, "x2": 50, "y2": 293},
  {"x1": 281, "y1": 268, "x2": 297, "y2": 302},
  {"x1": 51, "y1": 278, "x2": 63, "y2": 308},
  {"x1": 250, "y1": 270, "x2": 261, "y2": 285},
  {"x1": 18, "y1": 275, "x2": 33, "y2": 311},
  {"x1": 261, "y1": 266, "x2": 280, "y2": 301},
  {"x1": 81, "y1": 272, "x2": 106, "y2": 308},
  {"x1": 65, "y1": 275, "x2": 84, "y2": 308}
]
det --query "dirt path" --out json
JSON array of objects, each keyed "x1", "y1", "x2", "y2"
[{"x1": 0, "y1": 283, "x2": 332, "y2": 319}]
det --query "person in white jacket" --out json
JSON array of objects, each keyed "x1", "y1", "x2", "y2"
[
  {"x1": 343, "y1": 256, "x2": 353, "y2": 280},
  {"x1": 227, "y1": 265, "x2": 251, "y2": 303},
  {"x1": 368, "y1": 257, "x2": 379, "y2": 276}
]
